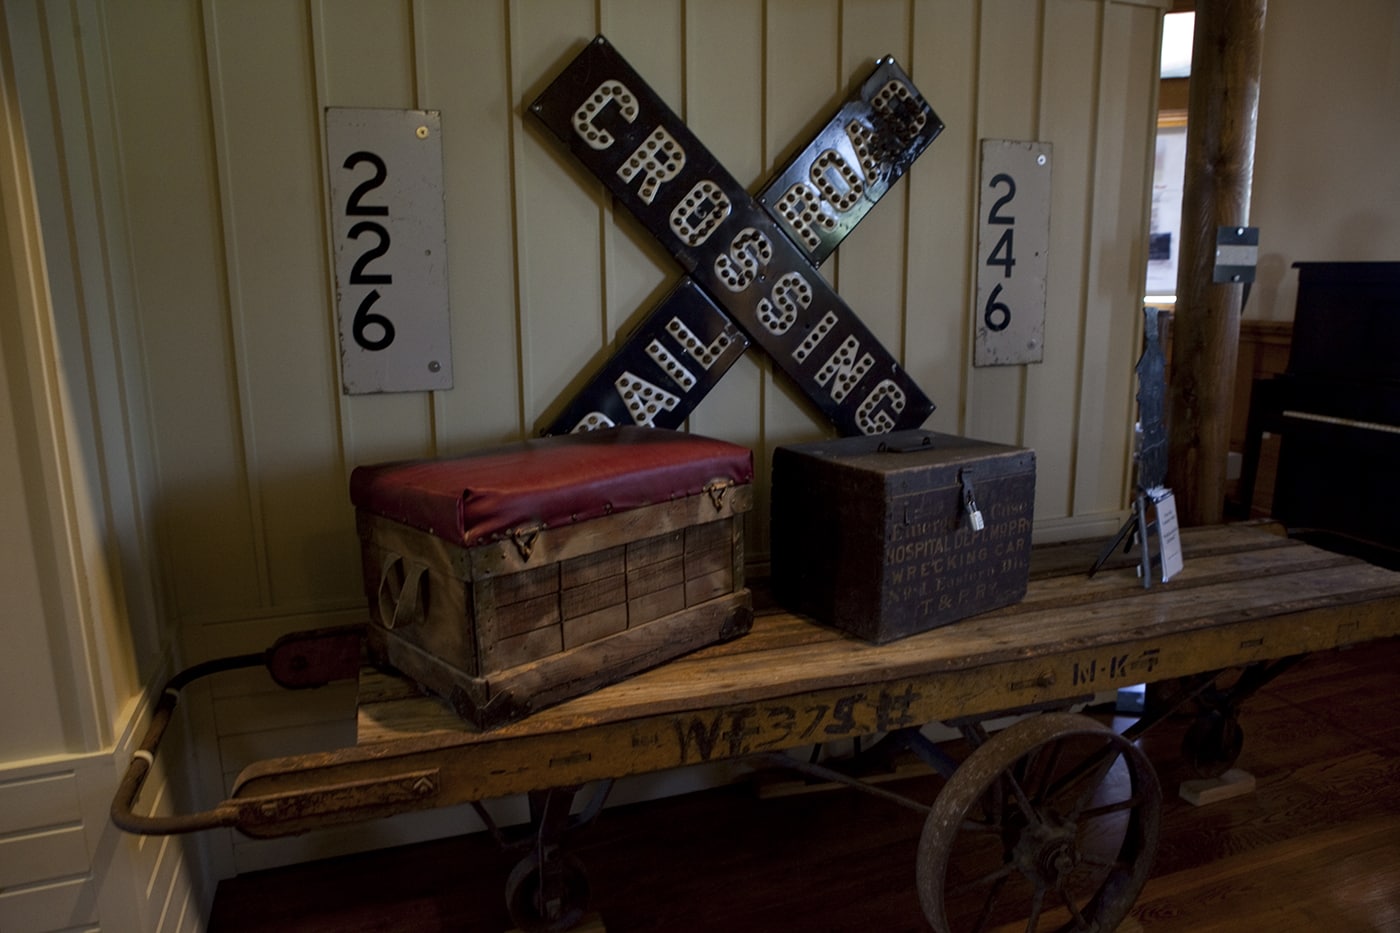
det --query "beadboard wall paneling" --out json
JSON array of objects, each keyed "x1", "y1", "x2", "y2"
[
  {"x1": 416, "y1": 0, "x2": 522, "y2": 452},
  {"x1": 905, "y1": 0, "x2": 978, "y2": 436},
  {"x1": 0, "y1": 767, "x2": 98, "y2": 933},
  {"x1": 1072, "y1": 0, "x2": 1160, "y2": 520},
  {"x1": 114, "y1": 0, "x2": 1165, "y2": 641},
  {"x1": 106, "y1": 0, "x2": 263, "y2": 623},
  {"x1": 0, "y1": 714, "x2": 208, "y2": 933},
  {"x1": 1026, "y1": 0, "x2": 1101, "y2": 522},
  {"x1": 681, "y1": 0, "x2": 766, "y2": 547}
]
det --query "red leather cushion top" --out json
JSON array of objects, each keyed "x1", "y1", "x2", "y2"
[{"x1": 349, "y1": 427, "x2": 753, "y2": 546}]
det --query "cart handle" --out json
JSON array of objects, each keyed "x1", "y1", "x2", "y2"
[
  {"x1": 110, "y1": 653, "x2": 265, "y2": 835},
  {"x1": 111, "y1": 624, "x2": 369, "y2": 835}
]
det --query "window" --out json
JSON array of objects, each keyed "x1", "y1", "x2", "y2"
[{"x1": 1146, "y1": 12, "x2": 1194, "y2": 305}]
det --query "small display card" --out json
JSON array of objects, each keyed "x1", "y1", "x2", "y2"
[{"x1": 1150, "y1": 487, "x2": 1184, "y2": 582}]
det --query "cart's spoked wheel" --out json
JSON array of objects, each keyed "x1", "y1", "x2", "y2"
[
  {"x1": 504, "y1": 849, "x2": 590, "y2": 933},
  {"x1": 917, "y1": 712, "x2": 1161, "y2": 933}
]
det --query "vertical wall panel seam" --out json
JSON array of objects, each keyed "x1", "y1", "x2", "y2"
[
  {"x1": 756, "y1": 0, "x2": 771, "y2": 450},
  {"x1": 505, "y1": 1, "x2": 530, "y2": 437},
  {"x1": 198, "y1": 0, "x2": 272, "y2": 609},
  {"x1": 895, "y1": 0, "x2": 915, "y2": 365},
  {"x1": 831, "y1": 0, "x2": 844, "y2": 297},
  {"x1": 106, "y1": 0, "x2": 184, "y2": 651},
  {"x1": 172, "y1": 882, "x2": 195, "y2": 933},
  {"x1": 958, "y1": 0, "x2": 984, "y2": 438},
  {"x1": 67, "y1": 0, "x2": 129, "y2": 607},
  {"x1": 70, "y1": 0, "x2": 153, "y2": 733},
  {"x1": 409, "y1": 0, "x2": 442, "y2": 457},
  {"x1": 594, "y1": 6, "x2": 611, "y2": 350},
  {"x1": 83, "y1": 0, "x2": 170, "y2": 668},
  {"x1": 679, "y1": 0, "x2": 690, "y2": 433},
  {"x1": 41, "y1": 0, "x2": 117, "y2": 748},
  {"x1": 1015, "y1": 0, "x2": 1048, "y2": 449},
  {"x1": 1066, "y1": 0, "x2": 1109, "y2": 517},
  {"x1": 144, "y1": 833, "x2": 170, "y2": 900},
  {"x1": 13, "y1": 0, "x2": 108, "y2": 752},
  {"x1": 152, "y1": 833, "x2": 179, "y2": 933},
  {"x1": 1119, "y1": 2, "x2": 1166, "y2": 502},
  {"x1": 307, "y1": 0, "x2": 355, "y2": 510}
]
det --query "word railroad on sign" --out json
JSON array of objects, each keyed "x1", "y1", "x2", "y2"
[{"x1": 531, "y1": 35, "x2": 944, "y2": 437}]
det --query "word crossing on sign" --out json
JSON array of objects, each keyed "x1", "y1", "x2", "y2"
[
  {"x1": 973, "y1": 139, "x2": 1051, "y2": 367},
  {"x1": 542, "y1": 53, "x2": 943, "y2": 436},
  {"x1": 532, "y1": 37, "x2": 940, "y2": 437}
]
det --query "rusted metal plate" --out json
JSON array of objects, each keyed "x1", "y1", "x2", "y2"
[
  {"x1": 265, "y1": 625, "x2": 366, "y2": 689},
  {"x1": 531, "y1": 36, "x2": 938, "y2": 436}
]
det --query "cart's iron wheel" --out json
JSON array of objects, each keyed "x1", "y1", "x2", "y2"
[
  {"x1": 916, "y1": 711, "x2": 1161, "y2": 933},
  {"x1": 504, "y1": 849, "x2": 590, "y2": 933},
  {"x1": 1182, "y1": 708, "x2": 1244, "y2": 779}
]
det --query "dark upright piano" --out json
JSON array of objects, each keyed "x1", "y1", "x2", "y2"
[{"x1": 1238, "y1": 261, "x2": 1400, "y2": 568}]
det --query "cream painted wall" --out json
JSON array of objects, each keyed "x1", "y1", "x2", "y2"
[
  {"x1": 103, "y1": 0, "x2": 1168, "y2": 877},
  {"x1": 1249, "y1": 0, "x2": 1400, "y2": 320},
  {"x1": 2, "y1": 2, "x2": 209, "y2": 929},
  {"x1": 7, "y1": 0, "x2": 1185, "y2": 909},
  {"x1": 106, "y1": 0, "x2": 1165, "y2": 645}
]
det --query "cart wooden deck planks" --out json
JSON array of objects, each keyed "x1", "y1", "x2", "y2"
[{"x1": 219, "y1": 525, "x2": 1400, "y2": 835}]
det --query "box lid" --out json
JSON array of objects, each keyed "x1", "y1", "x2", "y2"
[
  {"x1": 774, "y1": 430, "x2": 1032, "y2": 493},
  {"x1": 351, "y1": 427, "x2": 753, "y2": 546}
]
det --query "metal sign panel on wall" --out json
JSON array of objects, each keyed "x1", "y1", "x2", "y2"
[
  {"x1": 326, "y1": 108, "x2": 452, "y2": 394},
  {"x1": 530, "y1": 37, "x2": 937, "y2": 437},
  {"x1": 974, "y1": 139, "x2": 1051, "y2": 367}
]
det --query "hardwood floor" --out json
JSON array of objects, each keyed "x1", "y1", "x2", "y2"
[{"x1": 209, "y1": 636, "x2": 1400, "y2": 932}]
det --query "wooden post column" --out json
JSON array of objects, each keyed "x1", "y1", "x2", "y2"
[{"x1": 1167, "y1": 0, "x2": 1267, "y2": 525}]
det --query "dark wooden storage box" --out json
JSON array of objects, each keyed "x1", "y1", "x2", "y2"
[
  {"x1": 771, "y1": 430, "x2": 1035, "y2": 643},
  {"x1": 351, "y1": 427, "x2": 753, "y2": 729}
]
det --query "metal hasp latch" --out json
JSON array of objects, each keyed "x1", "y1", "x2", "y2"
[
  {"x1": 704, "y1": 478, "x2": 733, "y2": 511},
  {"x1": 959, "y1": 469, "x2": 985, "y2": 532}
]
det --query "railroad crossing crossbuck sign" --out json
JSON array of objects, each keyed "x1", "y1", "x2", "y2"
[{"x1": 530, "y1": 36, "x2": 943, "y2": 437}]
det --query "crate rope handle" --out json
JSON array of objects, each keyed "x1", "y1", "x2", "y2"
[{"x1": 377, "y1": 553, "x2": 428, "y2": 630}]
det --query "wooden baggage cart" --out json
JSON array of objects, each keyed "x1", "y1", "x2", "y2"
[{"x1": 112, "y1": 524, "x2": 1400, "y2": 932}]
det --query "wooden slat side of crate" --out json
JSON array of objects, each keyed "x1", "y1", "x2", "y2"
[
  {"x1": 358, "y1": 484, "x2": 752, "y2": 729},
  {"x1": 368, "y1": 589, "x2": 752, "y2": 730}
]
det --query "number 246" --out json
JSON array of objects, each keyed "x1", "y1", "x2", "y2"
[{"x1": 984, "y1": 172, "x2": 1017, "y2": 332}]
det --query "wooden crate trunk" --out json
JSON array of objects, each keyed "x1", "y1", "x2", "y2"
[
  {"x1": 351, "y1": 428, "x2": 753, "y2": 729},
  {"x1": 771, "y1": 430, "x2": 1035, "y2": 643}
]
